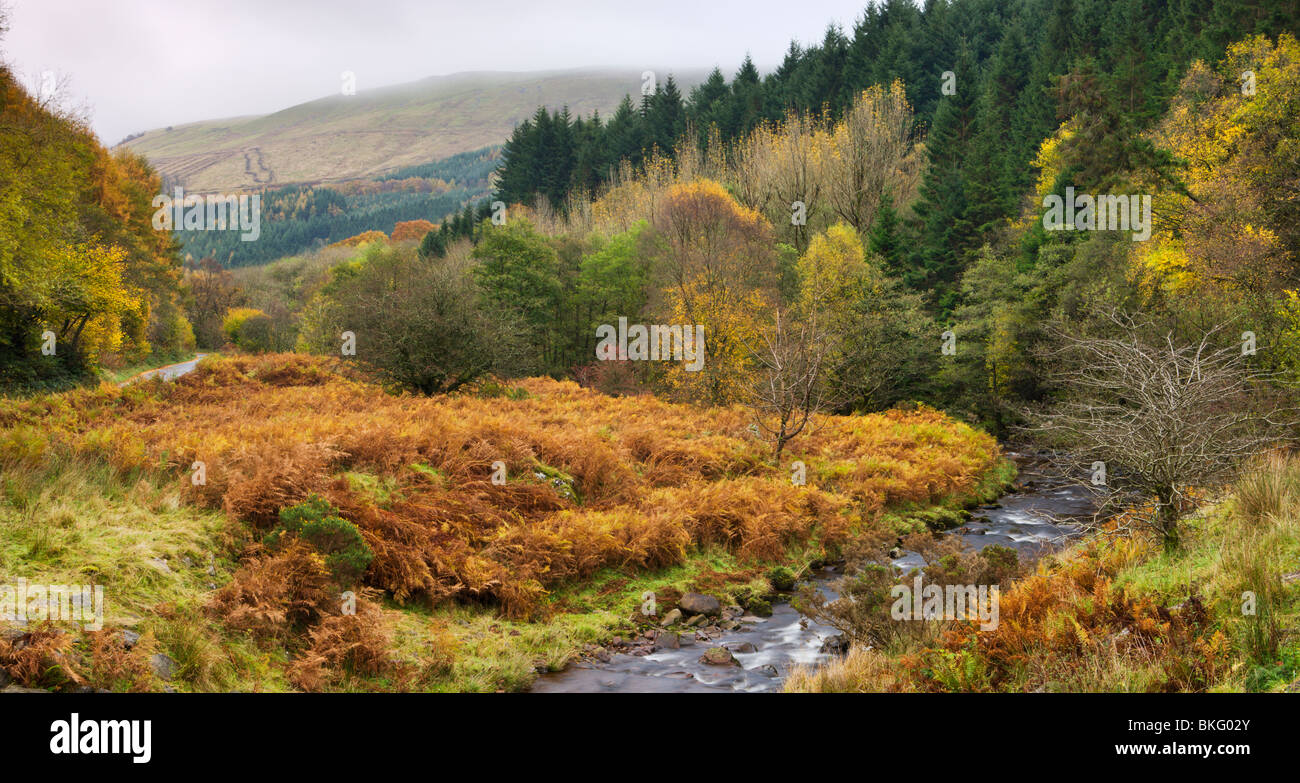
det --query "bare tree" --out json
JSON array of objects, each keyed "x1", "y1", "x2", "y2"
[
  {"x1": 745, "y1": 308, "x2": 836, "y2": 462},
  {"x1": 825, "y1": 82, "x2": 921, "y2": 234},
  {"x1": 185, "y1": 256, "x2": 244, "y2": 349},
  {"x1": 1028, "y1": 309, "x2": 1295, "y2": 550}
]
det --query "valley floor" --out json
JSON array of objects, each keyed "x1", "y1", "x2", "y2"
[{"x1": 1, "y1": 353, "x2": 1293, "y2": 692}]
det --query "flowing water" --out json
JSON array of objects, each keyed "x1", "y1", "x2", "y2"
[{"x1": 531, "y1": 450, "x2": 1098, "y2": 693}]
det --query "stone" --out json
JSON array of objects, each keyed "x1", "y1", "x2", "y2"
[
  {"x1": 660, "y1": 608, "x2": 683, "y2": 626},
  {"x1": 819, "y1": 634, "x2": 849, "y2": 655},
  {"x1": 150, "y1": 653, "x2": 178, "y2": 681},
  {"x1": 755, "y1": 664, "x2": 779, "y2": 678},
  {"x1": 726, "y1": 641, "x2": 758, "y2": 654},
  {"x1": 684, "y1": 614, "x2": 706, "y2": 628},
  {"x1": 678, "y1": 592, "x2": 721, "y2": 617},
  {"x1": 146, "y1": 558, "x2": 172, "y2": 575},
  {"x1": 699, "y1": 647, "x2": 738, "y2": 666},
  {"x1": 678, "y1": 634, "x2": 695, "y2": 646},
  {"x1": 2, "y1": 684, "x2": 48, "y2": 693},
  {"x1": 654, "y1": 632, "x2": 680, "y2": 651},
  {"x1": 120, "y1": 630, "x2": 141, "y2": 650}
]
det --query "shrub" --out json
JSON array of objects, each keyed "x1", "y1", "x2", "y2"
[
  {"x1": 767, "y1": 565, "x2": 797, "y2": 592},
  {"x1": 222, "y1": 307, "x2": 274, "y2": 353},
  {"x1": 207, "y1": 539, "x2": 337, "y2": 640},
  {"x1": 0, "y1": 625, "x2": 85, "y2": 690},
  {"x1": 87, "y1": 630, "x2": 156, "y2": 692},
  {"x1": 267, "y1": 494, "x2": 374, "y2": 587},
  {"x1": 286, "y1": 598, "x2": 393, "y2": 692}
]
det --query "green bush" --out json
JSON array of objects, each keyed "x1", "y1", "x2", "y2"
[
  {"x1": 767, "y1": 565, "x2": 797, "y2": 592},
  {"x1": 222, "y1": 307, "x2": 274, "y2": 353},
  {"x1": 266, "y1": 494, "x2": 373, "y2": 586}
]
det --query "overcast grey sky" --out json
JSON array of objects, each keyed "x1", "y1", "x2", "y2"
[{"x1": 2, "y1": 0, "x2": 872, "y2": 145}]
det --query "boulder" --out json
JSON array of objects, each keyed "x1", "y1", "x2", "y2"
[
  {"x1": 654, "y1": 632, "x2": 680, "y2": 651},
  {"x1": 660, "y1": 608, "x2": 683, "y2": 626},
  {"x1": 678, "y1": 592, "x2": 721, "y2": 617},
  {"x1": 699, "y1": 647, "x2": 738, "y2": 666},
  {"x1": 150, "y1": 653, "x2": 178, "y2": 681},
  {"x1": 819, "y1": 634, "x2": 849, "y2": 656}
]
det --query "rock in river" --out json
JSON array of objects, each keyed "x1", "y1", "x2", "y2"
[
  {"x1": 678, "y1": 592, "x2": 721, "y2": 617},
  {"x1": 699, "y1": 647, "x2": 738, "y2": 666}
]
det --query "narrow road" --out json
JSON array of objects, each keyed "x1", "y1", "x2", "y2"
[{"x1": 120, "y1": 353, "x2": 210, "y2": 386}]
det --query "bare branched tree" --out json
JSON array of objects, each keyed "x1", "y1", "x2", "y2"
[
  {"x1": 1027, "y1": 308, "x2": 1295, "y2": 550},
  {"x1": 745, "y1": 307, "x2": 837, "y2": 462}
]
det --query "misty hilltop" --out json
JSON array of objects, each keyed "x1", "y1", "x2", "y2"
[{"x1": 124, "y1": 68, "x2": 708, "y2": 193}]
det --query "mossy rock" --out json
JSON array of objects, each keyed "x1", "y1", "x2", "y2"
[{"x1": 767, "y1": 565, "x2": 797, "y2": 592}]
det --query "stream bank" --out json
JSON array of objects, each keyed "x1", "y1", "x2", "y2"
[{"x1": 531, "y1": 449, "x2": 1099, "y2": 693}]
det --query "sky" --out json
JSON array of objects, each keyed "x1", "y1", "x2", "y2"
[{"x1": 2, "y1": 0, "x2": 873, "y2": 145}]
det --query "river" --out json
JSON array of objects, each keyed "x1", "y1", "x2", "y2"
[{"x1": 530, "y1": 450, "x2": 1098, "y2": 693}]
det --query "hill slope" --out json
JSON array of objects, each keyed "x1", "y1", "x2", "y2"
[{"x1": 123, "y1": 69, "x2": 706, "y2": 193}]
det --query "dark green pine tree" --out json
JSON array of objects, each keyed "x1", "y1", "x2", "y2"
[
  {"x1": 687, "y1": 67, "x2": 730, "y2": 149},
  {"x1": 907, "y1": 42, "x2": 980, "y2": 312},
  {"x1": 1100, "y1": 0, "x2": 1168, "y2": 125},
  {"x1": 495, "y1": 116, "x2": 538, "y2": 206},
  {"x1": 648, "y1": 75, "x2": 686, "y2": 154},
  {"x1": 544, "y1": 107, "x2": 576, "y2": 209},
  {"x1": 605, "y1": 95, "x2": 645, "y2": 170},
  {"x1": 418, "y1": 227, "x2": 447, "y2": 259},
  {"x1": 804, "y1": 25, "x2": 850, "y2": 117},
  {"x1": 764, "y1": 42, "x2": 806, "y2": 118},
  {"x1": 726, "y1": 55, "x2": 765, "y2": 139},
  {"x1": 867, "y1": 194, "x2": 905, "y2": 275},
  {"x1": 965, "y1": 20, "x2": 1033, "y2": 238},
  {"x1": 570, "y1": 111, "x2": 607, "y2": 196}
]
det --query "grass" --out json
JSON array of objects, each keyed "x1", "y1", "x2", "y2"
[{"x1": 0, "y1": 353, "x2": 1005, "y2": 692}]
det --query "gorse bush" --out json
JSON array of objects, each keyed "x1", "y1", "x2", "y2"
[{"x1": 267, "y1": 494, "x2": 374, "y2": 587}]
